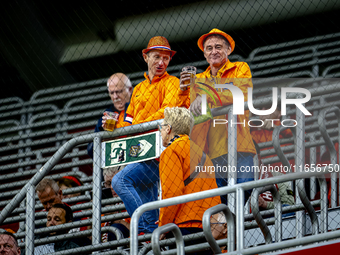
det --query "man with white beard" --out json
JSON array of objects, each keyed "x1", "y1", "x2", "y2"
[{"x1": 87, "y1": 73, "x2": 133, "y2": 158}]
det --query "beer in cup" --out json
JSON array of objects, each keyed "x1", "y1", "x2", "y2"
[
  {"x1": 103, "y1": 111, "x2": 119, "y2": 131},
  {"x1": 182, "y1": 66, "x2": 196, "y2": 85}
]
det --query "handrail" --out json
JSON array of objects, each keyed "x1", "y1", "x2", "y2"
[
  {"x1": 130, "y1": 169, "x2": 331, "y2": 254},
  {"x1": 4, "y1": 203, "x2": 127, "y2": 226},
  {"x1": 273, "y1": 124, "x2": 320, "y2": 235},
  {"x1": 1, "y1": 81, "x2": 339, "y2": 253},
  {"x1": 18, "y1": 226, "x2": 125, "y2": 248},
  {"x1": 151, "y1": 223, "x2": 185, "y2": 255},
  {"x1": 202, "y1": 204, "x2": 235, "y2": 253},
  {"x1": 250, "y1": 185, "x2": 282, "y2": 244},
  {"x1": 0, "y1": 119, "x2": 162, "y2": 225},
  {"x1": 318, "y1": 106, "x2": 340, "y2": 208}
]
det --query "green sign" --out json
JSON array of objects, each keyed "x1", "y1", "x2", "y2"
[{"x1": 101, "y1": 131, "x2": 164, "y2": 168}]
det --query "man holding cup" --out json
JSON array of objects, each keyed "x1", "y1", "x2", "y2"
[
  {"x1": 111, "y1": 36, "x2": 179, "y2": 234},
  {"x1": 179, "y1": 28, "x2": 256, "y2": 204},
  {"x1": 87, "y1": 73, "x2": 133, "y2": 158}
]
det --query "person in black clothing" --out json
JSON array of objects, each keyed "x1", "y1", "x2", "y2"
[
  {"x1": 87, "y1": 73, "x2": 133, "y2": 158},
  {"x1": 21, "y1": 204, "x2": 82, "y2": 255}
]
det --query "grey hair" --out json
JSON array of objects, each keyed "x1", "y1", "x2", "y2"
[
  {"x1": 164, "y1": 107, "x2": 194, "y2": 136},
  {"x1": 36, "y1": 177, "x2": 60, "y2": 193},
  {"x1": 107, "y1": 73, "x2": 132, "y2": 89}
]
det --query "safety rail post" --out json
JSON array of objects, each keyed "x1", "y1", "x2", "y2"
[
  {"x1": 228, "y1": 106, "x2": 237, "y2": 213},
  {"x1": 202, "y1": 204, "x2": 235, "y2": 254},
  {"x1": 318, "y1": 106, "x2": 340, "y2": 209},
  {"x1": 236, "y1": 187, "x2": 244, "y2": 253},
  {"x1": 151, "y1": 223, "x2": 185, "y2": 255},
  {"x1": 25, "y1": 184, "x2": 35, "y2": 255},
  {"x1": 318, "y1": 175, "x2": 329, "y2": 233},
  {"x1": 92, "y1": 136, "x2": 102, "y2": 246},
  {"x1": 295, "y1": 93, "x2": 307, "y2": 238},
  {"x1": 250, "y1": 184, "x2": 282, "y2": 244}
]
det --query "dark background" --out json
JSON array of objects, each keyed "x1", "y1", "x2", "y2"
[{"x1": 0, "y1": 0, "x2": 339, "y2": 101}]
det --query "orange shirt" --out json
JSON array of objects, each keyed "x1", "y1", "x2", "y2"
[
  {"x1": 159, "y1": 135, "x2": 221, "y2": 228},
  {"x1": 115, "y1": 110, "x2": 127, "y2": 129},
  {"x1": 124, "y1": 72, "x2": 179, "y2": 125},
  {"x1": 177, "y1": 60, "x2": 256, "y2": 159}
]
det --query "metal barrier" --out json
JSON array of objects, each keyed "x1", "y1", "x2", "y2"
[
  {"x1": 250, "y1": 184, "x2": 282, "y2": 244},
  {"x1": 151, "y1": 223, "x2": 185, "y2": 255},
  {"x1": 318, "y1": 106, "x2": 340, "y2": 208},
  {"x1": 202, "y1": 204, "x2": 235, "y2": 254},
  {"x1": 130, "y1": 169, "x2": 334, "y2": 254},
  {"x1": 1, "y1": 82, "x2": 340, "y2": 254}
]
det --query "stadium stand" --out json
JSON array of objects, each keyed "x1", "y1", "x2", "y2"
[{"x1": 1, "y1": 32, "x2": 340, "y2": 254}]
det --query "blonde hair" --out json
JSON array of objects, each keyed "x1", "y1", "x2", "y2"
[
  {"x1": 164, "y1": 107, "x2": 194, "y2": 136},
  {"x1": 103, "y1": 166, "x2": 122, "y2": 179}
]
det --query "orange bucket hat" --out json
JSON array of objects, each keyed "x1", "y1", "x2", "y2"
[
  {"x1": 197, "y1": 28, "x2": 235, "y2": 53},
  {"x1": 142, "y1": 36, "x2": 176, "y2": 58}
]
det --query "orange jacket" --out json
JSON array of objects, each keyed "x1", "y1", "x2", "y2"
[
  {"x1": 159, "y1": 135, "x2": 221, "y2": 228},
  {"x1": 115, "y1": 110, "x2": 127, "y2": 129},
  {"x1": 124, "y1": 72, "x2": 179, "y2": 125},
  {"x1": 178, "y1": 60, "x2": 256, "y2": 159}
]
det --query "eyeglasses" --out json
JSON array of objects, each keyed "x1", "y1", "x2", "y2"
[{"x1": 158, "y1": 123, "x2": 171, "y2": 132}]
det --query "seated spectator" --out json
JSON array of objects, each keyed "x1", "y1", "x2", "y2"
[
  {"x1": 210, "y1": 212, "x2": 236, "y2": 253},
  {"x1": 87, "y1": 73, "x2": 133, "y2": 158},
  {"x1": 253, "y1": 140, "x2": 295, "y2": 217},
  {"x1": 101, "y1": 167, "x2": 130, "y2": 242},
  {"x1": 21, "y1": 204, "x2": 81, "y2": 255},
  {"x1": 36, "y1": 178, "x2": 64, "y2": 211},
  {"x1": 158, "y1": 107, "x2": 221, "y2": 255},
  {"x1": 0, "y1": 231, "x2": 21, "y2": 255},
  {"x1": 257, "y1": 171, "x2": 295, "y2": 217},
  {"x1": 57, "y1": 176, "x2": 84, "y2": 200}
]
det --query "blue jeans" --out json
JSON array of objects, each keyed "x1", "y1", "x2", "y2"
[
  {"x1": 111, "y1": 159, "x2": 159, "y2": 233},
  {"x1": 212, "y1": 152, "x2": 255, "y2": 204}
]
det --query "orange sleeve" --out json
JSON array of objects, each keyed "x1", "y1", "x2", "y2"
[
  {"x1": 139, "y1": 77, "x2": 179, "y2": 124},
  {"x1": 216, "y1": 66, "x2": 251, "y2": 106},
  {"x1": 123, "y1": 86, "x2": 137, "y2": 125},
  {"x1": 203, "y1": 63, "x2": 252, "y2": 106},
  {"x1": 176, "y1": 87, "x2": 190, "y2": 109},
  {"x1": 159, "y1": 146, "x2": 184, "y2": 226},
  {"x1": 116, "y1": 111, "x2": 131, "y2": 129}
]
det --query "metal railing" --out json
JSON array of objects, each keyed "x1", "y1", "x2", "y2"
[{"x1": 1, "y1": 82, "x2": 340, "y2": 254}]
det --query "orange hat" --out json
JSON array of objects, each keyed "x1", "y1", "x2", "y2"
[
  {"x1": 142, "y1": 36, "x2": 176, "y2": 58},
  {"x1": 197, "y1": 28, "x2": 235, "y2": 53}
]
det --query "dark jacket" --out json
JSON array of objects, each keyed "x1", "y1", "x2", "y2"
[
  {"x1": 21, "y1": 234, "x2": 80, "y2": 255},
  {"x1": 87, "y1": 103, "x2": 129, "y2": 158}
]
